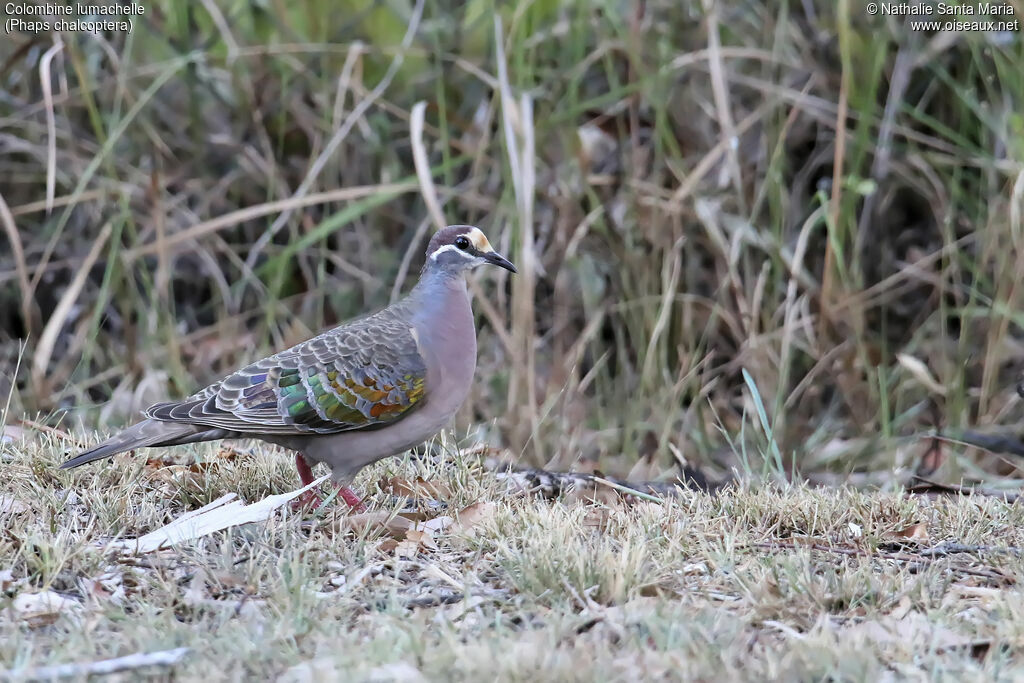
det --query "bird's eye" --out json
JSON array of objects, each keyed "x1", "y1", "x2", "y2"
[{"x1": 454, "y1": 236, "x2": 471, "y2": 250}]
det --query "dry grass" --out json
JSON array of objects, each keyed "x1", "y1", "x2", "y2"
[
  {"x1": 2, "y1": 431, "x2": 1024, "y2": 680},
  {"x1": 2, "y1": 1, "x2": 1023, "y2": 484}
]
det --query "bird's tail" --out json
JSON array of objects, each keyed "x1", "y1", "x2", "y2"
[{"x1": 60, "y1": 419, "x2": 211, "y2": 469}]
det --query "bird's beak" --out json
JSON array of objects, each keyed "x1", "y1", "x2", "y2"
[{"x1": 483, "y1": 250, "x2": 517, "y2": 273}]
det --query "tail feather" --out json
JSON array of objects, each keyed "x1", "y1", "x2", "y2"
[{"x1": 60, "y1": 419, "x2": 223, "y2": 469}]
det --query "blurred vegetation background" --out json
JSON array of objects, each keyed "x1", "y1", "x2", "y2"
[{"x1": 2, "y1": 0, "x2": 1024, "y2": 484}]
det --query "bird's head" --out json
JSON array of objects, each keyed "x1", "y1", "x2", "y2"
[{"x1": 423, "y1": 225, "x2": 517, "y2": 276}]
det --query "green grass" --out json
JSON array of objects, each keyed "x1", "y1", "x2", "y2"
[{"x1": 3, "y1": 433, "x2": 1024, "y2": 679}]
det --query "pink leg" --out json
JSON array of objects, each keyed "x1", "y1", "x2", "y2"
[
  {"x1": 291, "y1": 454, "x2": 322, "y2": 511},
  {"x1": 334, "y1": 484, "x2": 366, "y2": 512},
  {"x1": 290, "y1": 453, "x2": 366, "y2": 512},
  {"x1": 295, "y1": 453, "x2": 317, "y2": 486}
]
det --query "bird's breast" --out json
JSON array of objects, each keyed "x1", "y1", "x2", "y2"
[{"x1": 412, "y1": 281, "x2": 477, "y2": 417}]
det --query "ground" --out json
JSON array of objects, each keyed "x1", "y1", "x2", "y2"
[{"x1": 2, "y1": 432, "x2": 1024, "y2": 681}]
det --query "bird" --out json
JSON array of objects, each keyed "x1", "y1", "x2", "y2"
[{"x1": 61, "y1": 225, "x2": 517, "y2": 510}]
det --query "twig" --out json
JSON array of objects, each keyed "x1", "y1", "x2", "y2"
[
  {"x1": 486, "y1": 460, "x2": 720, "y2": 498},
  {"x1": 2, "y1": 647, "x2": 190, "y2": 680},
  {"x1": 591, "y1": 476, "x2": 665, "y2": 504},
  {"x1": 14, "y1": 418, "x2": 86, "y2": 448},
  {"x1": 917, "y1": 543, "x2": 1023, "y2": 558},
  {"x1": 908, "y1": 476, "x2": 1022, "y2": 504},
  {"x1": 752, "y1": 541, "x2": 1014, "y2": 583},
  {"x1": 400, "y1": 590, "x2": 464, "y2": 609}
]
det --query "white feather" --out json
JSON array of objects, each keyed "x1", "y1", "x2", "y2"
[{"x1": 430, "y1": 243, "x2": 477, "y2": 260}]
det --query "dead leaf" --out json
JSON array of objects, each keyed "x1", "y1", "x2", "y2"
[
  {"x1": 450, "y1": 501, "x2": 496, "y2": 535},
  {"x1": 144, "y1": 449, "x2": 240, "y2": 489},
  {"x1": 145, "y1": 464, "x2": 206, "y2": 489},
  {"x1": 916, "y1": 438, "x2": 946, "y2": 477},
  {"x1": 887, "y1": 523, "x2": 929, "y2": 543},
  {"x1": 389, "y1": 526, "x2": 440, "y2": 559},
  {"x1": 276, "y1": 657, "x2": 343, "y2": 683},
  {"x1": 340, "y1": 511, "x2": 414, "y2": 538},
  {"x1": 377, "y1": 538, "x2": 400, "y2": 554},
  {"x1": 563, "y1": 482, "x2": 620, "y2": 507},
  {"x1": 394, "y1": 539, "x2": 420, "y2": 559},
  {"x1": 384, "y1": 477, "x2": 452, "y2": 501},
  {"x1": 890, "y1": 595, "x2": 913, "y2": 621},
  {"x1": 583, "y1": 507, "x2": 613, "y2": 531},
  {"x1": 419, "y1": 516, "x2": 453, "y2": 534},
  {"x1": 405, "y1": 528, "x2": 438, "y2": 551},
  {"x1": 79, "y1": 573, "x2": 127, "y2": 606},
  {"x1": 10, "y1": 590, "x2": 80, "y2": 627},
  {"x1": 625, "y1": 455, "x2": 658, "y2": 483},
  {"x1": 183, "y1": 573, "x2": 208, "y2": 606},
  {"x1": 213, "y1": 445, "x2": 247, "y2": 461},
  {"x1": 681, "y1": 562, "x2": 708, "y2": 575}
]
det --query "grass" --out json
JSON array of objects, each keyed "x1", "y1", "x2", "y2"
[
  {"x1": 2, "y1": 1, "x2": 1023, "y2": 482},
  {"x1": 3, "y1": 432, "x2": 1024, "y2": 680}
]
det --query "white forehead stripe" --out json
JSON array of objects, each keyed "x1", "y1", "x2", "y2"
[
  {"x1": 430, "y1": 243, "x2": 477, "y2": 260},
  {"x1": 467, "y1": 227, "x2": 493, "y2": 252}
]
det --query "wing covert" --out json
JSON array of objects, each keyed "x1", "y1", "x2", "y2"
[{"x1": 145, "y1": 307, "x2": 428, "y2": 435}]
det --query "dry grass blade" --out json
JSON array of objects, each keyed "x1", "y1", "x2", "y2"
[
  {"x1": 31, "y1": 222, "x2": 111, "y2": 395},
  {"x1": 241, "y1": 0, "x2": 427, "y2": 272},
  {"x1": 410, "y1": 101, "x2": 446, "y2": 232},
  {"x1": 494, "y1": 16, "x2": 541, "y2": 463},
  {"x1": 125, "y1": 182, "x2": 418, "y2": 259},
  {"x1": 700, "y1": 0, "x2": 744, "y2": 210},
  {"x1": 669, "y1": 99, "x2": 776, "y2": 205},
  {"x1": 197, "y1": 0, "x2": 239, "y2": 63},
  {"x1": 640, "y1": 240, "x2": 683, "y2": 387},
  {"x1": 38, "y1": 38, "x2": 63, "y2": 217},
  {"x1": 9, "y1": 189, "x2": 108, "y2": 217},
  {"x1": 0, "y1": 192, "x2": 32, "y2": 336},
  {"x1": 896, "y1": 353, "x2": 946, "y2": 397},
  {"x1": 391, "y1": 216, "x2": 434, "y2": 303}
]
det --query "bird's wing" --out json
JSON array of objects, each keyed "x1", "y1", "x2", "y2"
[{"x1": 144, "y1": 307, "x2": 427, "y2": 435}]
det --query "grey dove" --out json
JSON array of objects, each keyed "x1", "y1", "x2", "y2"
[{"x1": 61, "y1": 225, "x2": 516, "y2": 509}]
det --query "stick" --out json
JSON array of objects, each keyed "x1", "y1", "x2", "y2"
[
  {"x1": 486, "y1": 461, "x2": 720, "y2": 499},
  {"x1": 752, "y1": 541, "x2": 1013, "y2": 583},
  {"x1": 908, "y1": 476, "x2": 1022, "y2": 504},
  {"x1": 3, "y1": 647, "x2": 190, "y2": 680},
  {"x1": 591, "y1": 476, "x2": 665, "y2": 504}
]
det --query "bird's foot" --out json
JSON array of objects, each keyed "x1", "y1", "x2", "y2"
[
  {"x1": 290, "y1": 490, "x2": 323, "y2": 512},
  {"x1": 289, "y1": 485, "x2": 366, "y2": 513},
  {"x1": 335, "y1": 485, "x2": 366, "y2": 511}
]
